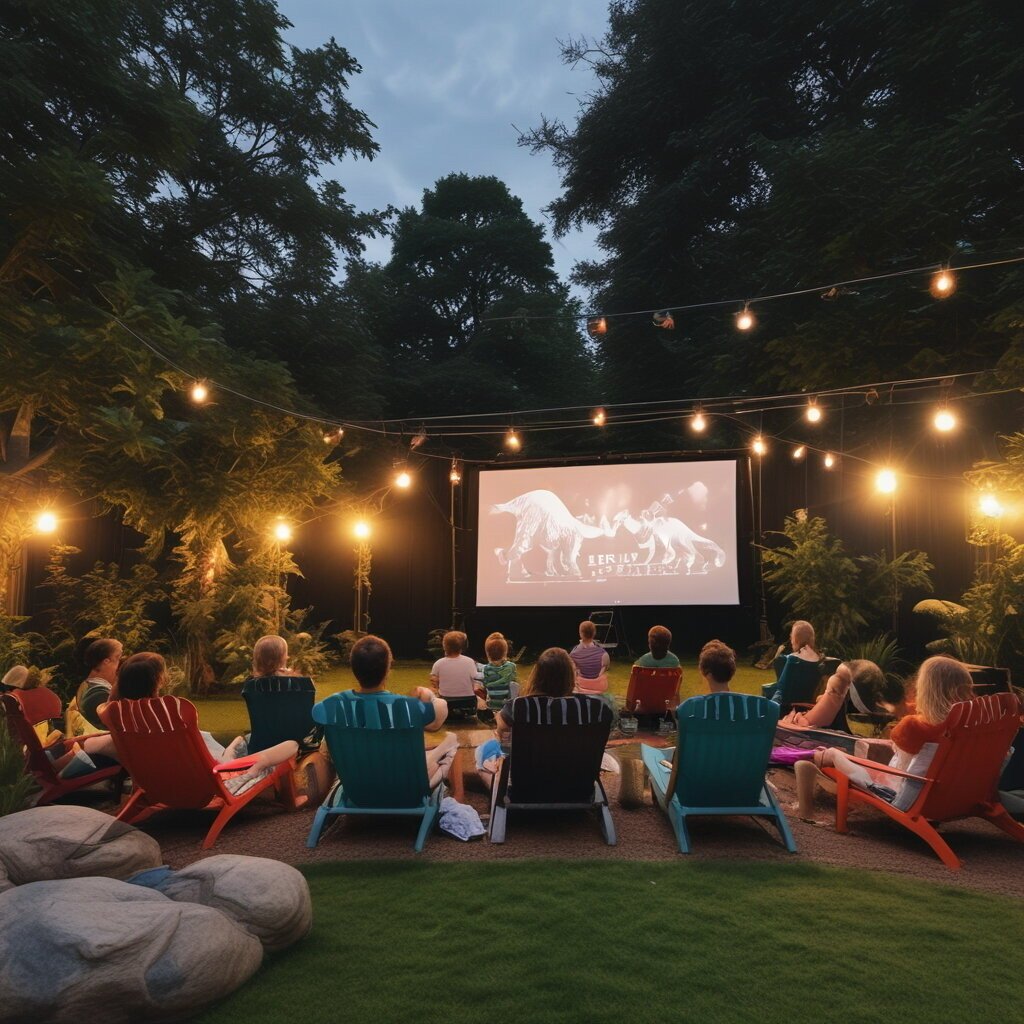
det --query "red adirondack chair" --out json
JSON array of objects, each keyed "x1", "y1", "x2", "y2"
[
  {"x1": 101, "y1": 695, "x2": 298, "y2": 849},
  {"x1": 821, "y1": 692, "x2": 1024, "y2": 870},
  {"x1": 1, "y1": 689, "x2": 122, "y2": 804},
  {"x1": 625, "y1": 666, "x2": 682, "y2": 716}
]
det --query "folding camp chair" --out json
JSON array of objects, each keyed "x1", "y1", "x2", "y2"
[
  {"x1": 625, "y1": 666, "x2": 682, "y2": 725},
  {"x1": 1, "y1": 689, "x2": 122, "y2": 804},
  {"x1": 307, "y1": 692, "x2": 446, "y2": 852},
  {"x1": 641, "y1": 692, "x2": 797, "y2": 854},
  {"x1": 489, "y1": 694, "x2": 615, "y2": 845},
  {"x1": 820, "y1": 692, "x2": 1024, "y2": 870},
  {"x1": 242, "y1": 675, "x2": 320, "y2": 752},
  {"x1": 102, "y1": 696, "x2": 296, "y2": 849}
]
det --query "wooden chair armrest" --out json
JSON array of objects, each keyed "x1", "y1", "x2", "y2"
[
  {"x1": 842, "y1": 753, "x2": 930, "y2": 782},
  {"x1": 212, "y1": 755, "x2": 262, "y2": 773}
]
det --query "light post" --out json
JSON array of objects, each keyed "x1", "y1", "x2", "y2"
[
  {"x1": 875, "y1": 469, "x2": 898, "y2": 633},
  {"x1": 353, "y1": 520, "x2": 372, "y2": 635}
]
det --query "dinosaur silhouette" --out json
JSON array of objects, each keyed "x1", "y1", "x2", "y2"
[{"x1": 611, "y1": 509, "x2": 725, "y2": 574}]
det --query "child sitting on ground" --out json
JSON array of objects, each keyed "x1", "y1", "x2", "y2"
[
  {"x1": 569, "y1": 620, "x2": 609, "y2": 695},
  {"x1": 430, "y1": 630, "x2": 486, "y2": 708},
  {"x1": 480, "y1": 633, "x2": 519, "y2": 708}
]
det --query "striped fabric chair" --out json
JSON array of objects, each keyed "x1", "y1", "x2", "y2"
[
  {"x1": 307, "y1": 692, "x2": 444, "y2": 852},
  {"x1": 642, "y1": 692, "x2": 797, "y2": 854},
  {"x1": 489, "y1": 694, "x2": 615, "y2": 845}
]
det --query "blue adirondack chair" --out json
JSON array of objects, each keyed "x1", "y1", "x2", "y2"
[
  {"x1": 307, "y1": 692, "x2": 444, "y2": 852},
  {"x1": 641, "y1": 692, "x2": 797, "y2": 854}
]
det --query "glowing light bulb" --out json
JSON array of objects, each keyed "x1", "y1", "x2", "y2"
[
  {"x1": 505, "y1": 429, "x2": 521, "y2": 451},
  {"x1": 792, "y1": 446, "x2": 805, "y2": 460},
  {"x1": 273, "y1": 521, "x2": 293, "y2": 543},
  {"x1": 930, "y1": 268, "x2": 956, "y2": 298},
  {"x1": 593, "y1": 408, "x2": 606, "y2": 426},
  {"x1": 876, "y1": 468, "x2": 897, "y2": 495},
  {"x1": 586, "y1": 317, "x2": 607, "y2": 337},
  {"x1": 806, "y1": 402, "x2": 822, "y2": 424},
  {"x1": 752, "y1": 436, "x2": 767, "y2": 456},
  {"x1": 690, "y1": 412, "x2": 706, "y2": 433},
  {"x1": 353, "y1": 520, "x2": 371, "y2": 539},
  {"x1": 35, "y1": 511, "x2": 57, "y2": 534},
  {"x1": 190, "y1": 380, "x2": 209, "y2": 404},
  {"x1": 933, "y1": 407, "x2": 957, "y2": 433},
  {"x1": 824, "y1": 452, "x2": 835, "y2": 469},
  {"x1": 979, "y1": 494, "x2": 1004, "y2": 518},
  {"x1": 395, "y1": 470, "x2": 412, "y2": 489},
  {"x1": 735, "y1": 306, "x2": 756, "y2": 332},
  {"x1": 449, "y1": 460, "x2": 462, "y2": 485},
  {"x1": 323, "y1": 428, "x2": 344, "y2": 444}
]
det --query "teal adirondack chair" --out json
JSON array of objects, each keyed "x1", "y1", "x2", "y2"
[
  {"x1": 641, "y1": 692, "x2": 797, "y2": 854},
  {"x1": 307, "y1": 692, "x2": 443, "y2": 852},
  {"x1": 761, "y1": 654, "x2": 823, "y2": 713}
]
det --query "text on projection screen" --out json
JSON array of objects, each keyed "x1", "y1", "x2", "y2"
[{"x1": 476, "y1": 461, "x2": 739, "y2": 607}]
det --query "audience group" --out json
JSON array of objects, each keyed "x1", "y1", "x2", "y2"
[{"x1": 5, "y1": 614, "x2": 1010, "y2": 826}]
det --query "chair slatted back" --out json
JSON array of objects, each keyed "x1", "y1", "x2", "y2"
[
  {"x1": 103, "y1": 696, "x2": 221, "y2": 808},
  {"x1": 625, "y1": 667, "x2": 682, "y2": 715},
  {"x1": 674, "y1": 693, "x2": 778, "y2": 808},
  {"x1": 913, "y1": 693, "x2": 1021, "y2": 820},
  {"x1": 313, "y1": 693, "x2": 431, "y2": 808},
  {"x1": 242, "y1": 675, "x2": 317, "y2": 753},
  {"x1": 772, "y1": 656, "x2": 822, "y2": 712},
  {"x1": 508, "y1": 695, "x2": 612, "y2": 804},
  {"x1": 1, "y1": 689, "x2": 62, "y2": 784}
]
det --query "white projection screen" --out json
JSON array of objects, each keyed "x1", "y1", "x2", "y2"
[{"x1": 476, "y1": 460, "x2": 739, "y2": 607}]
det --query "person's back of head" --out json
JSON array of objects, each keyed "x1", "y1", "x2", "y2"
[
  {"x1": 112, "y1": 652, "x2": 166, "y2": 701},
  {"x1": 442, "y1": 630, "x2": 467, "y2": 657},
  {"x1": 698, "y1": 640, "x2": 736, "y2": 687},
  {"x1": 578, "y1": 620, "x2": 596, "y2": 642},
  {"x1": 915, "y1": 655, "x2": 973, "y2": 724},
  {"x1": 83, "y1": 637, "x2": 122, "y2": 675},
  {"x1": 845, "y1": 659, "x2": 885, "y2": 707},
  {"x1": 790, "y1": 620, "x2": 816, "y2": 652},
  {"x1": 485, "y1": 634, "x2": 508, "y2": 664},
  {"x1": 524, "y1": 648, "x2": 576, "y2": 699},
  {"x1": 648, "y1": 625, "x2": 672, "y2": 659},
  {"x1": 252, "y1": 634, "x2": 289, "y2": 677},
  {"x1": 351, "y1": 635, "x2": 392, "y2": 690}
]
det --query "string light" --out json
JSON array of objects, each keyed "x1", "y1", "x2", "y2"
[
  {"x1": 690, "y1": 410, "x2": 706, "y2": 433},
  {"x1": 932, "y1": 406, "x2": 957, "y2": 432},
  {"x1": 353, "y1": 520, "x2": 371, "y2": 539},
  {"x1": 792, "y1": 445, "x2": 805, "y2": 460},
  {"x1": 505, "y1": 428, "x2": 521, "y2": 451},
  {"x1": 979, "y1": 494, "x2": 1004, "y2": 518},
  {"x1": 823, "y1": 452, "x2": 836, "y2": 469},
  {"x1": 652, "y1": 310, "x2": 675, "y2": 330},
  {"x1": 735, "y1": 305, "x2": 756, "y2": 332},
  {"x1": 273, "y1": 521, "x2": 293, "y2": 543},
  {"x1": 190, "y1": 380, "x2": 209, "y2": 404},
  {"x1": 752, "y1": 436, "x2": 767, "y2": 456},
  {"x1": 930, "y1": 267, "x2": 957, "y2": 298},
  {"x1": 394, "y1": 469, "x2": 412, "y2": 489},
  {"x1": 592, "y1": 408, "x2": 607, "y2": 426},
  {"x1": 586, "y1": 317, "x2": 607, "y2": 337},
  {"x1": 449, "y1": 459, "x2": 462, "y2": 485},
  {"x1": 35, "y1": 511, "x2": 57, "y2": 534},
  {"x1": 875, "y1": 468, "x2": 897, "y2": 494},
  {"x1": 323, "y1": 428, "x2": 344, "y2": 444},
  {"x1": 805, "y1": 399, "x2": 822, "y2": 424}
]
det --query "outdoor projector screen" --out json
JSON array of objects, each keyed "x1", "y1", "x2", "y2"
[{"x1": 476, "y1": 460, "x2": 739, "y2": 607}]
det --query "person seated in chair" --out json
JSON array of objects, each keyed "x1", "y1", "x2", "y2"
[
  {"x1": 249, "y1": 634, "x2": 303, "y2": 679},
  {"x1": 570, "y1": 620, "x2": 610, "y2": 695},
  {"x1": 66, "y1": 637, "x2": 123, "y2": 736},
  {"x1": 780, "y1": 659, "x2": 884, "y2": 730},
  {"x1": 93, "y1": 653, "x2": 297, "y2": 789},
  {"x1": 430, "y1": 630, "x2": 486, "y2": 710},
  {"x1": 354, "y1": 635, "x2": 458, "y2": 787},
  {"x1": 495, "y1": 647, "x2": 579, "y2": 746},
  {"x1": 633, "y1": 625, "x2": 680, "y2": 669}
]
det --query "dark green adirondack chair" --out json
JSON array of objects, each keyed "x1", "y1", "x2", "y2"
[
  {"x1": 307, "y1": 691, "x2": 443, "y2": 852},
  {"x1": 641, "y1": 692, "x2": 797, "y2": 854},
  {"x1": 242, "y1": 675, "x2": 320, "y2": 753},
  {"x1": 761, "y1": 654, "x2": 823, "y2": 714}
]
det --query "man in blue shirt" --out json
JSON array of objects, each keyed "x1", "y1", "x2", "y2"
[{"x1": 349, "y1": 635, "x2": 458, "y2": 786}]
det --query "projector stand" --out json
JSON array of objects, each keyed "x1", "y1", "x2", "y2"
[{"x1": 590, "y1": 609, "x2": 632, "y2": 659}]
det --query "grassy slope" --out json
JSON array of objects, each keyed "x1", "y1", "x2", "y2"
[
  {"x1": 194, "y1": 659, "x2": 768, "y2": 738},
  {"x1": 194, "y1": 860, "x2": 1024, "y2": 1024}
]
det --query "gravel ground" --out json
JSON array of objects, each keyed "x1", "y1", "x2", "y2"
[{"x1": 91, "y1": 736, "x2": 1024, "y2": 900}]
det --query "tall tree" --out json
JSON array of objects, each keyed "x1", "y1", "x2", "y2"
[{"x1": 523, "y1": 0, "x2": 1024, "y2": 403}]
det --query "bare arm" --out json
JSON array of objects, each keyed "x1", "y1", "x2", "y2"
[{"x1": 416, "y1": 686, "x2": 447, "y2": 731}]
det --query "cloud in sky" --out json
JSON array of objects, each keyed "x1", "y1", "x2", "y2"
[{"x1": 281, "y1": 0, "x2": 609, "y2": 294}]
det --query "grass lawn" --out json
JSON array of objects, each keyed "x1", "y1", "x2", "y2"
[
  {"x1": 193, "y1": 860, "x2": 1024, "y2": 1024},
  {"x1": 193, "y1": 659, "x2": 769, "y2": 738}
]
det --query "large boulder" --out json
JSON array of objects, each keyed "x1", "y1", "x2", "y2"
[
  {"x1": 142, "y1": 855, "x2": 312, "y2": 952},
  {"x1": 0, "y1": 877, "x2": 263, "y2": 1024},
  {"x1": 0, "y1": 806, "x2": 161, "y2": 893}
]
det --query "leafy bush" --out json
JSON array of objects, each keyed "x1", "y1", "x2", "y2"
[{"x1": 0, "y1": 718, "x2": 34, "y2": 817}]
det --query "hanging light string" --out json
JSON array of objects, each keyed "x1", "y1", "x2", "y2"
[{"x1": 480, "y1": 251, "x2": 1024, "y2": 323}]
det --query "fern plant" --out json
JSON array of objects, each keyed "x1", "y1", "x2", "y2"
[{"x1": 0, "y1": 718, "x2": 34, "y2": 817}]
